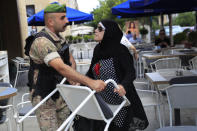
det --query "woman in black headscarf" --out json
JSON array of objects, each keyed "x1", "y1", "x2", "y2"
[{"x1": 73, "y1": 20, "x2": 148, "y2": 131}]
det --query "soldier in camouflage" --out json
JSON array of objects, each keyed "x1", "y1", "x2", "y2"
[{"x1": 29, "y1": 3, "x2": 106, "y2": 131}]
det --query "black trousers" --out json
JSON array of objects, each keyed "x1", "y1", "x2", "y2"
[
  {"x1": 73, "y1": 116, "x2": 133, "y2": 131},
  {"x1": 0, "y1": 99, "x2": 9, "y2": 119}
]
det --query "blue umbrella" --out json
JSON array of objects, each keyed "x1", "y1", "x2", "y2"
[
  {"x1": 130, "y1": 0, "x2": 197, "y2": 11},
  {"x1": 28, "y1": 5, "x2": 93, "y2": 26}
]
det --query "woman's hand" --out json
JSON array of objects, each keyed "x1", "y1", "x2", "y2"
[
  {"x1": 67, "y1": 79, "x2": 78, "y2": 85},
  {"x1": 114, "y1": 84, "x2": 126, "y2": 96}
]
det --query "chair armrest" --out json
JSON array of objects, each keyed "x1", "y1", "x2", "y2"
[
  {"x1": 0, "y1": 104, "x2": 13, "y2": 109},
  {"x1": 136, "y1": 89, "x2": 158, "y2": 94},
  {"x1": 22, "y1": 93, "x2": 30, "y2": 103},
  {"x1": 150, "y1": 62, "x2": 156, "y2": 72}
]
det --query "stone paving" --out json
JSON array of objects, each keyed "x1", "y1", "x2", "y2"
[{"x1": 1, "y1": 67, "x2": 196, "y2": 131}]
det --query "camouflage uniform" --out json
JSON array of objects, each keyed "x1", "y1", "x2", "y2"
[{"x1": 30, "y1": 27, "x2": 70, "y2": 131}]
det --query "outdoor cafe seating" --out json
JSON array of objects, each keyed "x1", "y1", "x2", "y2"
[{"x1": 156, "y1": 82, "x2": 197, "y2": 131}]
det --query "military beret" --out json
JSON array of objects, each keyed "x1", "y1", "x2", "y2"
[{"x1": 44, "y1": 4, "x2": 66, "y2": 13}]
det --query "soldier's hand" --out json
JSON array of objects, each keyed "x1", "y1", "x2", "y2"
[
  {"x1": 90, "y1": 80, "x2": 106, "y2": 92},
  {"x1": 114, "y1": 84, "x2": 126, "y2": 96}
]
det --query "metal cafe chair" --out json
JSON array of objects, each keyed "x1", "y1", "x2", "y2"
[
  {"x1": 12, "y1": 57, "x2": 29, "y2": 88},
  {"x1": 164, "y1": 83, "x2": 197, "y2": 126},
  {"x1": 0, "y1": 82, "x2": 14, "y2": 131},
  {"x1": 136, "y1": 89, "x2": 164, "y2": 128},
  {"x1": 16, "y1": 78, "x2": 67, "y2": 131},
  {"x1": 150, "y1": 57, "x2": 181, "y2": 72},
  {"x1": 189, "y1": 56, "x2": 197, "y2": 69},
  {"x1": 156, "y1": 83, "x2": 197, "y2": 131},
  {"x1": 14, "y1": 93, "x2": 36, "y2": 131}
]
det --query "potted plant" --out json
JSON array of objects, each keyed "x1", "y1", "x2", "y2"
[
  {"x1": 139, "y1": 27, "x2": 148, "y2": 40},
  {"x1": 188, "y1": 31, "x2": 197, "y2": 47},
  {"x1": 173, "y1": 32, "x2": 188, "y2": 47}
]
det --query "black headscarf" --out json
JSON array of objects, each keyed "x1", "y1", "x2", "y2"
[{"x1": 92, "y1": 19, "x2": 130, "y2": 64}]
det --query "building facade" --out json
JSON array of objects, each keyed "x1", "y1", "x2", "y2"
[{"x1": 0, "y1": 0, "x2": 78, "y2": 59}]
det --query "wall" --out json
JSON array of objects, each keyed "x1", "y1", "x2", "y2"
[{"x1": 0, "y1": 1, "x2": 23, "y2": 59}]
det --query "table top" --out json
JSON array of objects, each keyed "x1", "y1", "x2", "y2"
[
  {"x1": 142, "y1": 49, "x2": 197, "y2": 60},
  {"x1": 145, "y1": 69, "x2": 197, "y2": 85},
  {"x1": 0, "y1": 87, "x2": 17, "y2": 100}
]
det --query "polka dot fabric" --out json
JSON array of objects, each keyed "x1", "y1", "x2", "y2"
[{"x1": 92, "y1": 58, "x2": 129, "y2": 127}]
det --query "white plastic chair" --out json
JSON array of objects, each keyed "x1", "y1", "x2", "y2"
[
  {"x1": 12, "y1": 57, "x2": 29, "y2": 88},
  {"x1": 136, "y1": 89, "x2": 164, "y2": 128},
  {"x1": 57, "y1": 79, "x2": 130, "y2": 131},
  {"x1": 164, "y1": 83, "x2": 197, "y2": 126}
]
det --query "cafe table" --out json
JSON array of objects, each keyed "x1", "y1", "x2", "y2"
[
  {"x1": 0, "y1": 87, "x2": 17, "y2": 100},
  {"x1": 145, "y1": 69, "x2": 197, "y2": 125}
]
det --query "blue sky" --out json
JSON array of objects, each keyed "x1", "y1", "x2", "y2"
[{"x1": 77, "y1": 0, "x2": 99, "y2": 13}]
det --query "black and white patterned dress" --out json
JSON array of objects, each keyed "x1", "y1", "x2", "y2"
[{"x1": 92, "y1": 58, "x2": 129, "y2": 127}]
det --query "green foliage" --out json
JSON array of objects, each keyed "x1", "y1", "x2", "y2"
[
  {"x1": 83, "y1": 35, "x2": 94, "y2": 42},
  {"x1": 65, "y1": 35, "x2": 73, "y2": 43},
  {"x1": 139, "y1": 27, "x2": 148, "y2": 35},
  {"x1": 90, "y1": 0, "x2": 130, "y2": 29},
  {"x1": 72, "y1": 36, "x2": 83, "y2": 43},
  {"x1": 188, "y1": 31, "x2": 197, "y2": 47},
  {"x1": 173, "y1": 12, "x2": 195, "y2": 26},
  {"x1": 183, "y1": 28, "x2": 191, "y2": 34},
  {"x1": 173, "y1": 32, "x2": 187, "y2": 45}
]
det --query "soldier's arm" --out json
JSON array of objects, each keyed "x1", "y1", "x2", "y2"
[
  {"x1": 49, "y1": 58, "x2": 106, "y2": 92},
  {"x1": 69, "y1": 53, "x2": 76, "y2": 70}
]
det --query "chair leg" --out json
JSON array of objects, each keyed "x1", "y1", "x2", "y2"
[
  {"x1": 14, "y1": 71, "x2": 19, "y2": 88},
  {"x1": 17, "y1": 122, "x2": 20, "y2": 131},
  {"x1": 22, "y1": 121, "x2": 24, "y2": 131},
  {"x1": 157, "y1": 105, "x2": 162, "y2": 128},
  {"x1": 8, "y1": 118, "x2": 12, "y2": 131}
]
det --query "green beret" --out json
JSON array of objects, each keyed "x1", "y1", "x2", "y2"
[{"x1": 44, "y1": 4, "x2": 66, "y2": 13}]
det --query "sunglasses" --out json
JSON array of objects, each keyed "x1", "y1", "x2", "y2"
[{"x1": 97, "y1": 26, "x2": 105, "y2": 32}]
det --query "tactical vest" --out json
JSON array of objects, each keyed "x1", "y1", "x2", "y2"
[{"x1": 28, "y1": 29, "x2": 70, "y2": 100}]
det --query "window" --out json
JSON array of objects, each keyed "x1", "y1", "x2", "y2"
[{"x1": 26, "y1": 5, "x2": 35, "y2": 17}]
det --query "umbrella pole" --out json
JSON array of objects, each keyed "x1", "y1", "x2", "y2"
[
  {"x1": 168, "y1": 14, "x2": 173, "y2": 46},
  {"x1": 160, "y1": 14, "x2": 164, "y2": 29}
]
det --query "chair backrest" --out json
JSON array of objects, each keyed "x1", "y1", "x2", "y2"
[
  {"x1": 169, "y1": 76, "x2": 197, "y2": 85},
  {"x1": 0, "y1": 82, "x2": 12, "y2": 88},
  {"x1": 139, "y1": 51, "x2": 155, "y2": 70},
  {"x1": 165, "y1": 83, "x2": 197, "y2": 109},
  {"x1": 57, "y1": 84, "x2": 114, "y2": 121},
  {"x1": 189, "y1": 56, "x2": 197, "y2": 69},
  {"x1": 152, "y1": 57, "x2": 181, "y2": 71}
]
